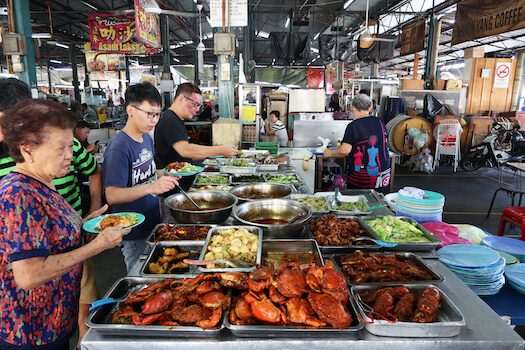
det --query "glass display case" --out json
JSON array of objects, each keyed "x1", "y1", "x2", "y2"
[{"x1": 238, "y1": 84, "x2": 262, "y2": 145}]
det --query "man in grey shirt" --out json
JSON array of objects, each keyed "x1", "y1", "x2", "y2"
[{"x1": 82, "y1": 103, "x2": 98, "y2": 121}]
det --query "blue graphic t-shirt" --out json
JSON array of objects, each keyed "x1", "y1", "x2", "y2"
[{"x1": 103, "y1": 132, "x2": 160, "y2": 240}]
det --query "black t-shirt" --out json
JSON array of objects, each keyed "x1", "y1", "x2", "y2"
[{"x1": 154, "y1": 109, "x2": 192, "y2": 169}]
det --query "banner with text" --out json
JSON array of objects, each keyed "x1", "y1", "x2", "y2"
[
  {"x1": 134, "y1": 0, "x2": 161, "y2": 48},
  {"x1": 400, "y1": 20, "x2": 425, "y2": 55},
  {"x1": 452, "y1": 0, "x2": 525, "y2": 45},
  {"x1": 88, "y1": 13, "x2": 160, "y2": 54}
]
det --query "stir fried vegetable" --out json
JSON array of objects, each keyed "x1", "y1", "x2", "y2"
[
  {"x1": 333, "y1": 201, "x2": 367, "y2": 212},
  {"x1": 294, "y1": 196, "x2": 328, "y2": 211},
  {"x1": 266, "y1": 174, "x2": 299, "y2": 183},
  {"x1": 195, "y1": 175, "x2": 229, "y2": 184},
  {"x1": 365, "y1": 216, "x2": 431, "y2": 243}
]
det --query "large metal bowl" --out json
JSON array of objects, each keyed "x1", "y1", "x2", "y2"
[
  {"x1": 165, "y1": 190, "x2": 237, "y2": 224},
  {"x1": 229, "y1": 183, "x2": 294, "y2": 202},
  {"x1": 233, "y1": 199, "x2": 312, "y2": 238}
]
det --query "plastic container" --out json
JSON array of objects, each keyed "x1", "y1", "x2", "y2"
[
  {"x1": 255, "y1": 142, "x2": 279, "y2": 154},
  {"x1": 396, "y1": 206, "x2": 442, "y2": 223}
]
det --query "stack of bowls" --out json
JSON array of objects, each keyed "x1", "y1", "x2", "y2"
[
  {"x1": 438, "y1": 244, "x2": 505, "y2": 296},
  {"x1": 396, "y1": 190, "x2": 445, "y2": 223}
]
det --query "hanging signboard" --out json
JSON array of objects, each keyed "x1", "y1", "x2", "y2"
[
  {"x1": 209, "y1": 0, "x2": 248, "y2": 27},
  {"x1": 88, "y1": 13, "x2": 160, "y2": 54},
  {"x1": 85, "y1": 49, "x2": 126, "y2": 72},
  {"x1": 134, "y1": 0, "x2": 161, "y2": 48},
  {"x1": 400, "y1": 20, "x2": 425, "y2": 55},
  {"x1": 452, "y1": 0, "x2": 525, "y2": 45},
  {"x1": 141, "y1": 74, "x2": 157, "y2": 86},
  {"x1": 494, "y1": 62, "x2": 512, "y2": 88}
]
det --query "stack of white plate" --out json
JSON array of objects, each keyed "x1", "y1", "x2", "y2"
[
  {"x1": 439, "y1": 244, "x2": 505, "y2": 296},
  {"x1": 504, "y1": 264, "x2": 525, "y2": 295}
]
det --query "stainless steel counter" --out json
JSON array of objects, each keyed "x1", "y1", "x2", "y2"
[{"x1": 81, "y1": 258, "x2": 525, "y2": 349}]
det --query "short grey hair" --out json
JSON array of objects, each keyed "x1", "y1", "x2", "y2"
[{"x1": 352, "y1": 94, "x2": 372, "y2": 111}]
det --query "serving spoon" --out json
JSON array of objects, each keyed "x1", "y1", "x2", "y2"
[
  {"x1": 177, "y1": 185, "x2": 202, "y2": 211},
  {"x1": 353, "y1": 237, "x2": 398, "y2": 248},
  {"x1": 183, "y1": 258, "x2": 252, "y2": 268}
]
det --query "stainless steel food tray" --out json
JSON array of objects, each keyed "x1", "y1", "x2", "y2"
[
  {"x1": 193, "y1": 173, "x2": 231, "y2": 186},
  {"x1": 256, "y1": 163, "x2": 279, "y2": 172},
  {"x1": 263, "y1": 172, "x2": 305, "y2": 190},
  {"x1": 146, "y1": 223, "x2": 214, "y2": 245},
  {"x1": 305, "y1": 215, "x2": 381, "y2": 253},
  {"x1": 330, "y1": 252, "x2": 444, "y2": 285},
  {"x1": 139, "y1": 241, "x2": 204, "y2": 278},
  {"x1": 86, "y1": 276, "x2": 224, "y2": 337},
  {"x1": 290, "y1": 194, "x2": 331, "y2": 214},
  {"x1": 261, "y1": 239, "x2": 324, "y2": 268},
  {"x1": 361, "y1": 215, "x2": 442, "y2": 251},
  {"x1": 230, "y1": 174, "x2": 266, "y2": 185},
  {"x1": 220, "y1": 165, "x2": 257, "y2": 175},
  {"x1": 351, "y1": 283, "x2": 465, "y2": 337},
  {"x1": 224, "y1": 292, "x2": 363, "y2": 337},
  {"x1": 328, "y1": 194, "x2": 374, "y2": 215},
  {"x1": 197, "y1": 226, "x2": 263, "y2": 273}
]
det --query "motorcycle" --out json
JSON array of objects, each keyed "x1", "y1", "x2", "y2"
[{"x1": 460, "y1": 120, "x2": 525, "y2": 172}]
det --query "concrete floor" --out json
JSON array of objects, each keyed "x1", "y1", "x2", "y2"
[{"x1": 72, "y1": 161, "x2": 525, "y2": 348}]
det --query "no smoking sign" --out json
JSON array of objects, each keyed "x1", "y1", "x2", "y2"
[{"x1": 494, "y1": 62, "x2": 512, "y2": 88}]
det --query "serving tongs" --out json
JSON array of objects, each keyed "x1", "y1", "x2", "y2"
[
  {"x1": 89, "y1": 283, "x2": 149, "y2": 311},
  {"x1": 177, "y1": 185, "x2": 202, "y2": 211},
  {"x1": 183, "y1": 258, "x2": 252, "y2": 268},
  {"x1": 354, "y1": 293, "x2": 398, "y2": 324}
]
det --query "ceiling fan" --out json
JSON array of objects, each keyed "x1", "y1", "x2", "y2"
[
  {"x1": 359, "y1": 0, "x2": 396, "y2": 43},
  {"x1": 143, "y1": 0, "x2": 200, "y2": 18}
]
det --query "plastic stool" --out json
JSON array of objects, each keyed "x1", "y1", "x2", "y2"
[{"x1": 498, "y1": 207, "x2": 525, "y2": 241}]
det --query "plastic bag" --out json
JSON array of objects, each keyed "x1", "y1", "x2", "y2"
[
  {"x1": 449, "y1": 224, "x2": 490, "y2": 245},
  {"x1": 421, "y1": 221, "x2": 472, "y2": 249},
  {"x1": 326, "y1": 174, "x2": 345, "y2": 191},
  {"x1": 422, "y1": 94, "x2": 444, "y2": 123}
]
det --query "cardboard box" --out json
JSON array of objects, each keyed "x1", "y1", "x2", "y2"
[
  {"x1": 433, "y1": 79, "x2": 445, "y2": 90},
  {"x1": 464, "y1": 46, "x2": 485, "y2": 59},
  {"x1": 445, "y1": 79, "x2": 463, "y2": 91},
  {"x1": 401, "y1": 79, "x2": 424, "y2": 90}
]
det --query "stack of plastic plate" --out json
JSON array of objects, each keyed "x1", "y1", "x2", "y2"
[
  {"x1": 439, "y1": 244, "x2": 506, "y2": 296},
  {"x1": 504, "y1": 264, "x2": 525, "y2": 295},
  {"x1": 481, "y1": 236, "x2": 525, "y2": 262}
]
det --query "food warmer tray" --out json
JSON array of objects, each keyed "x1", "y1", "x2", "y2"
[
  {"x1": 220, "y1": 165, "x2": 257, "y2": 175},
  {"x1": 290, "y1": 194, "x2": 331, "y2": 215},
  {"x1": 351, "y1": 283, "x2": 465, "y2": 337},
  {"x1": 327, "y1": 194, "x2": 378, "y2": 216},
  {"x1": 230, "y1": 174, "x2": 266, "y2": 185},
  {"x1": 192, "y1": 172, "x2": 231, "y2": 186},
  {"x1": 197, "y1": 226, "x2": 263, "y2": 273},
  {"x1": 264, "y1": 172, "x2": 307, "y2": 191},
  {"x1": 361, "y1": 215, "x2": 442, "y2": 252},
  {"x1": 256, "y1": 163, "x2": 279, "y2": 172},
  {"x1": 261, "y1": 239, "x2": 325, "y2": 268},
  {"x1": 146, "y1": 223, "x2": 214, "y2": 245},
  {"x1": 86, "y1": 276, "x2": 224, "y2": 337},
  {"x1": 224, "y1": 292, "x2": 363, "y2": 337},
  {"x1": 305, "y1": 215, "x2": 381, "y2": 253},
  {"x1": 139, "y1": 241, "x2": 204, "y2": 278},
  {"x1": 329, "y1": 252, "x2": 444, "y2": 285}
]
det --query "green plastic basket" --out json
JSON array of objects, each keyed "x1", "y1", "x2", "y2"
[{"x1": 255, "y1": 142, "x2": 279, "y2": 154}]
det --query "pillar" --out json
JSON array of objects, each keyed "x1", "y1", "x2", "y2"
[{"x1": 13, "y1": 0, "x2": 37, "y2": 91}]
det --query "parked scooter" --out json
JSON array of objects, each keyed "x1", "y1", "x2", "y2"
[{"x1": 460, "y1": 120, "x2": 525, "y2": 172}]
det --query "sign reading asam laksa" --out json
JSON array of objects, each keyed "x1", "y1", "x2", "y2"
[
  {"x1": 88, "y1": 13, "x2": 160, "y2": 54},
  {"x1": 452, "y1": 0, "x2": 525, "y2": 45},
  {"x1": 134, "y1": 0, "x2": 161, "y2": 48}
]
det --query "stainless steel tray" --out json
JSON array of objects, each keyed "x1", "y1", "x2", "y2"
[
  {"x1": 256, "y1": 163, "x2": 279, "y2": 172},
  {"x1": 328, "y1": 194, "x2": 374, "y2": 215},
  {"x1": 351, "y1": 283, "x2": 465, "y2": 337},
  {"x1": 263, "y1": 172, "x2": 301, "y2": 184},
  {"x1": 230, "y1": 174, "x2": 266, "y2": 185},
  {"x1": 290, "y1": 194, "x2": 331, "y2": 214},
  {"x1": 224, "y1": 291, "x2": 363, "y2": 337},
  {"x1": 86, "y1": 276, "x2": 224, "y2": 337},
  {"x1": 146, "y1": 223, "x2": 214, "y2": 245},
  {"x1": 220, "y1": 165, "x2": 257, "y2": 175},
  {"x1": 261, "y1": 239, "x2": 324, "y2": 268},
  {"x1": 330, "y1": 252, "x2": 444, "y2": 285},
  {"x1": 361, "y1": 215, "x2": 442, "y2": 251},
  {"x1": 139, "y1": 241, "x2": 204, "y2": 278},
  {"x1": 306, "y1": 215, "x2": 381, "y2": 253},
  {"x1": 193, "y1": 172, "x2": 231, "y2": 186},
  {"x1": 197, "y1": 226, "x2": 263, "y2": 273}
]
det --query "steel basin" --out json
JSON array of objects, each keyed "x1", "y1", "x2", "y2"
[
  {"x1": 229, "y1": 183, "x2": 293, "y2": 202},
  {"x1": 165, "y1": 190, "x2": 237, "y2": 224}
]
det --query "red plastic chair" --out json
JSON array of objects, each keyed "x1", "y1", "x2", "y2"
[{"x1": 498, "y1": 207, "x2": 525, "y2": 241}]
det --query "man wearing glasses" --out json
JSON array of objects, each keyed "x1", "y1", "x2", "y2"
[{"x1": 103, "y1": 83, "x2": 179, "y2": 272}]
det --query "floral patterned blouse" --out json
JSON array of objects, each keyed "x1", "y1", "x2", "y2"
[{"x1": 0, "y1": 172, "x2": 83, "y2": 348}]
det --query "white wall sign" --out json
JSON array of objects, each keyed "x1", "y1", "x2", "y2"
[
  {"x1": 493, "y1": 62, "x2": 511, "y2": 88},
  {"x1": 209, "y1": 0, "x2": 248, "y2": 28}
]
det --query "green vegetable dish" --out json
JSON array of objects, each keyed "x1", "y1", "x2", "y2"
[
  {"x1": 266, "y1": 174, "x2": 299, "y2": 183},
  {"x1": 195, "y1": 175, "x2": 229, "y2": 184},
  {"x1": 365, "y1": 215, "x2": 431, "y2": 243},
  {"x1": 294, "y1": 196, "x2": 328, "y2": 211},
  {"x1": 177, "y1": 163, "x2": 199, "y2": 173},
  {"x1": 333, "y1": 201, "x2": 367, "y2": 212},
  {"x1": 228, "y1": 159, "x2": 255, "y2": 167}
]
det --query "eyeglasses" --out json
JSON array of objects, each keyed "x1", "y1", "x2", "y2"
[
  {"x1": 184, "y1": 95, "x2": 202, "y2": 109},
  {"x1": 131, "y1": 105, "x2": 161, "y2": 119}
]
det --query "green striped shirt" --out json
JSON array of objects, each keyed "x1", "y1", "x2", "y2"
[
  {"x1": 52, "y1": 138, "x2": 97, "y2": 216},
  {"x1": 0, "y1": 139, "x2": 97, "y2": 216}
]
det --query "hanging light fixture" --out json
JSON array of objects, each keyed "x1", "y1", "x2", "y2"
[{"x1": 196, "y1": 3, "x2": 205, "y2": 74}]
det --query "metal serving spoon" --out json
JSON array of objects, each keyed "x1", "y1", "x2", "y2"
[{"x1": 183, "y1": 258, "x2": 253, "y2": 268}]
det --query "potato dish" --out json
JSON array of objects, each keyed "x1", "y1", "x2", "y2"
[{"x1": 203, "y1": 228, "x2": 259, "y2": 268}]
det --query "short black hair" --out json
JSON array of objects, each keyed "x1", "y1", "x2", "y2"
[
  {"x1": 75, "y1": 120, "x2": 91, "y2": 129},
  {"x1": 174, "y1": 82, "x2": 201, "y2": 99},
  {"x1": 0, "y1": 78, "x2": 31, "y2": 112},
  {"x1": 81, "y1": 103, "x2": 88, "y2": 108},
  {"x1": 270, "y1": 110, "x2": 280, "y2": 118},
  {"x1": 125, "y1": 82, "x2": 162, "y2": 108}
]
